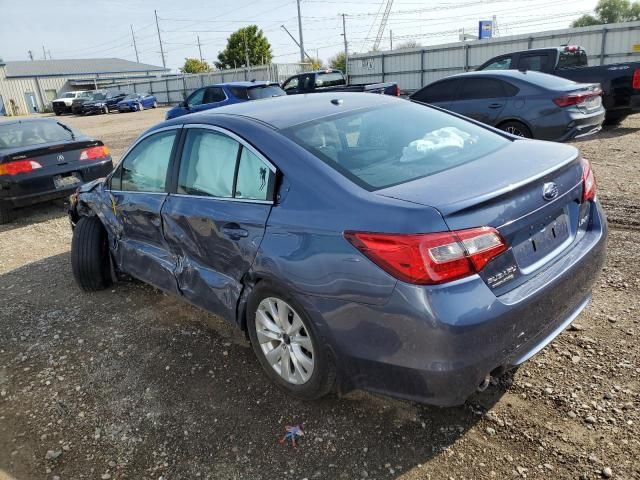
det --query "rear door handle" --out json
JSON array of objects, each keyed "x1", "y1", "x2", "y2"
[
  {"x1": 222, "y1": 223, "x2": 249, "y2": 239},
  {"x1": 488, "y1": 103, "x2": 504, "y2": 109}
]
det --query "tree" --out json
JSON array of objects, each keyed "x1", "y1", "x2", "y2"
[
  {"x1": 328, "y1": 52, "x2": 346, "y2": 73},
  {"x1": 216, "y1": 25, "x2": 272, "y2": 69},
  {"x1": 180, "y1": 58, "x2": 211, "y2": 74},
  {"x1": 571, "y1": 0, "x2": 640, "y2": 26},
  {"x1": 307, "y1": 57, "x2": 324, "y2": 70}
]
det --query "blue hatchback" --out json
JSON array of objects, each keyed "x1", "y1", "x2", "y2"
[
  {"x1": 116, "y1": 92, "x2": 157, "y2": 112},
  {"x1": 69, "y1": 93, "x2": 607, "y2": 406},
  {"x1": 165, "y1": 81, "x2": 286, "y2": 120}
]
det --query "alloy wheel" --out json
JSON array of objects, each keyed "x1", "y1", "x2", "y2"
[
  {"x1": 255, "y1": 297, "x2": 315, "y2": 385},
  {"x1": 505, "y1": 126, "x2": 524, "y2": 137}
]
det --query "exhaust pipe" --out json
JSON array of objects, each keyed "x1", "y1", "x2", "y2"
[{"x1": 477, "y1": 374, "x2": 491, "y2": 392}]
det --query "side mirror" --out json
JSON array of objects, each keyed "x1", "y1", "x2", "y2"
[{"x1": 182, "y1": 100, "x2": 189, "y2": 108}]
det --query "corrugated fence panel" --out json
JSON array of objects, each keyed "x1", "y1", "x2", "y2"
[{"x1": 348, "y1": 20, "x2": 640, "y2": 92}]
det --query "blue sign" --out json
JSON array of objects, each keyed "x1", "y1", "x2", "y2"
[{"x1": 479, "y1": 20, "x2": 493, "y2": 40}]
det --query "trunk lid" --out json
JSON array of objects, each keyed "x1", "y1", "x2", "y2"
[
  {"x1": 1, "y1": 139, "x2": 104, "y2": 168},
  {"x1": 376, "y1": 139, "x2": 585, "y2": 292}
]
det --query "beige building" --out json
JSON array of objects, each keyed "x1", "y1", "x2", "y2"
[{"x1": 0, "y1": 58, "x2": 168, "y2": 116}]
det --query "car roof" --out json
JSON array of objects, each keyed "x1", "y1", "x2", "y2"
[
  {"x1": 0, "y1": 118, "x2": 61, "y2": 127},
  {"x1": 173, "y1": 92, "x2": 401, "y2": 130},
  {"x1": 214, "y1": 81, "x2": 277, "y2": 88},
  {"x1": 434, "y1": 69, "x2": 581, "y2": 87}
]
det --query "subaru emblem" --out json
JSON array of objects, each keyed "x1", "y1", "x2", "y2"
[
  {"x1": 542, "y1": 182, "x2": 558, "y2": 201},
  {"x1": 57, "y1": 154, "x2": 65, "y2": 163}
]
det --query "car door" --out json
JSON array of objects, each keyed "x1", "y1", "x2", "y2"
[
  {"x1": 107, "y1": 127, "x2": 181, "y2": 293},
  {"x1": 447, "y1": 77, "x2": 509, "y2": 124},
  {"x1": 161, "y1": 125, "x2": 276, "y2": 323},
  {"x1": 410, "y1": 78, "x2": 463, "y2": 110}
]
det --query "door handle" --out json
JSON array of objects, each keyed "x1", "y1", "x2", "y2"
[
  {"x1": 488, "y1": 103, "x2": 504, "y2": 109},
  {"x1": 222, "y1": 223, "x2": 249, "y2": 239}
]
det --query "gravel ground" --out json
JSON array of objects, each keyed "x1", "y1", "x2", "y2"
[{"x1": 0, "y1": 109, "x2": 639, "y2": 480}]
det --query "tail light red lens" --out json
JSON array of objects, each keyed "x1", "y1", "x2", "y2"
[
  {"x1": 394, "y1": 84, "x2": 401, "y2": 96},
  {"x1": 553, "y1": 89, "x2": 601, "y2": 107},
  {"x1": 79, "y1": 145, "x2": 110, "y2": 161},
  {"x1": 581, "y1": 157, "x2": 597, "y2": 202},
  {"x1": 633, "y1": 69, "x2": 640, "y2": 90},
  {"x1": 0, "y1": 159, "x2": 43, "y2": 176},
  {"x1": 344, "y1": 227, "x2": 507, "y2": 285}
]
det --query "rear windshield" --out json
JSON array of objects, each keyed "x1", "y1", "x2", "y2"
[
  {"x1": 523, "y1": 71, "x2": 579, "y2": 89},
  {"x1": 283, "y1": 102, "x2": 510, "y2": 191},
  {"x1": 123, "y1": 94, "x2": 139, "y2": 100},
  {"x1": 558, "y1": 49, "x2": 588, "y2": 69},
  {"x1": 248, "y1": 85, "x2": 286, "y2": 99},
  {"x1": 0, "y1": 121, "x2": 78, "y2": 149}
]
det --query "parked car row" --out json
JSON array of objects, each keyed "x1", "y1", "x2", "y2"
[{"x1": 52, "y1": 90, "x2": 157, "y2": 116}]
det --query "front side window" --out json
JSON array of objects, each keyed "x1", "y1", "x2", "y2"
[
  {"x1": 187, "y1": 88, "x2": 205, "y2": 106},
  {"x1": 412, "y1": 79, "x2": 462, "y2": 103},
  {"x1": 482, "y1": 57, "x2": 512, "y2": 70},
  {"x1": 315, "y1": 72, "x2": 345, "y2": 87},
  {"x1": 203, "y1": 87, "x2": 226, "y2": 103},
  {"x1": 457, "y1": 78, "x2": 506, "y2": 100},
  {"x1": 115, "y1": 130, "x2": 176, "y2": 192},
  {"x1": 283, "y1": 102, "x2": 509, "y2": 191},
  {"x1": 177, "y1": 130, "x2": 239, "y2": 198},
  {"x1": 283, "y1": 77, "x2": 299, "y2": 91}
]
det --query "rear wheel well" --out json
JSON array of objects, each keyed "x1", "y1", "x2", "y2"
[{"x1": 495, "y1": 119, "x2": 533, "y2": 138}]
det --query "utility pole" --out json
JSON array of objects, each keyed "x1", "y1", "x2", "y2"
[
  {"x1": 154, "y1": 10, "x2": 166, "y2": 68},
  {"x1": 197, "y1": 35, "x2": 203, "y2": 62},
  {"x1": 28, "y1": 50, "x2": 33, "y2": 61},
  {"x1": 341, "y1": 14, "x2": 348, "y2": 80},
  {"x1": 47, "y1": 50, "x2": 52, "y2": 60},
  {"x1": 42, "y1": 46, "x2": 47, "y2": 60},
  {"x1": 390, "y1": 30, "x2": 393, "y2": 50},
  {"x1": 244, "y1": 31, "x2": 250, "y2": 70},
  {"x1": 296, "y1": 0, "x2": 305, "y2": 63},
  {"x1": 280, "y1": 25, "x2": 313, "y2": 62},
  {"x1": 131, "y1": 25, "x2": 140, "y2": 63}
]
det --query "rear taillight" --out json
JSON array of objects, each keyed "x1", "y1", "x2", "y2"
[
  {"x1": 0, "y1": 159, "x2": 43, "y2": 176},
  {"x1": 344, "y1": 227, "x2": 507, "y2": 285},
  {"x1": 633, "y1": 69, "x2": 640, "y2": 90},
  {"x1": 79, "y1": 145, "x2": 110, "y2": 161},
  {"x1": 581, "y1": 157, "x2": 597, "y2": 202},
  {"x1": 394, "y1": 84, "x2": 401, "y2": 96},
  {"x1": 553, "y1": 89, "x2": 601, "y2": 107}
]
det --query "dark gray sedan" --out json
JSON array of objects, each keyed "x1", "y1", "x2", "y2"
[{"x1": 410, "y1": 70, "x2": 605, "y2": 141}]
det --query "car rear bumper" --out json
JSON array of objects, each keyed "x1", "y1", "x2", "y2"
[
  {"x1": 0, "y1": 159, "x2": 113, "y2": 208},
  {"x1": 551, "y1": 109, "x2": 605, "y2": 142},
  {"x1": 298, "y1": 200, "x2": 607, "y2": 406}
]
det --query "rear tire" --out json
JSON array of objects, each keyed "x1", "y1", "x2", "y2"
[
  {"x1": 138, "y1": 102, "x2": 144, "y2": 111},
  {"x1": 71, "y1": 216, "x2": 112, "y2": 291},
  {"x1": 103, "y1": 105, "x2": 110, "y2": 114},
  {"x1": 247, "y1": 282, "x2": 336, "y2": 401},
  {"x1": 152, "y1": 100, "x2": 158, "y2": 108},
  {"x1": 498, "y1": 121, "x2": 532, "y2": 139},
  {"x1": 0, "y1": 204, "x2": 16, "y2": 224}
]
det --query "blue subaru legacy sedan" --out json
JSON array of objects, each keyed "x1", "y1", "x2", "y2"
[{"x1": 68, "y1": 93, "x2": 607, "y2": 406}]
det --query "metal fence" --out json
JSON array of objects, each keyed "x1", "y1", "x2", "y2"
[
  {"x1": 109, "y1": 63, "x2": 304, "y2": 105},
  {"x1": 348, "y1": 21, "x2": 640, "y2": 92}
]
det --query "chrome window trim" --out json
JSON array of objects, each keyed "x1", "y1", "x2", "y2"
[{"x1": 169, "y1": 192, "x2": 273, "y2": 205}]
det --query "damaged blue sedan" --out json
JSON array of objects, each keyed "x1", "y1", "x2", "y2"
[{"x1": 68, "y1": 93, "x2": 607, "y2": 406}]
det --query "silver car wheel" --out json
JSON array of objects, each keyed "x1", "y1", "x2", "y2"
[
  {"x1": 505, "y1": 126, "x2": 524, "y2": 137},
  {"x1": 255, "y1": 297, "x2": 315, "y2": 385}
]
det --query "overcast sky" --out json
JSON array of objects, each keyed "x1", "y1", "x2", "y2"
[{"x1": 0, "y1": 0, "x2": 598, "y2": 71}]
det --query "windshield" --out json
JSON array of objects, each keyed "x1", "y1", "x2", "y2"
[
  {"x1": 123, "y1": 94, "x2": 140, "y2": 100},
  {"x1": 91, "y1": 92, "x2": 107, "y2": 101},
  {"x1": 61, "y1": 92, "x2": 76, "y2": 99},
  {"x1": 79, "y1": 91, "x2": 93, "y2": 99},
  {"x1": 0, "y1": 121, "x2": 79, "y2": 149},
  {"x1": 283, "y1": 102, "x2": 510, "y2": 191},
  {"x1": 248, "y1": 85, "x2": 286, "y2": 100}
]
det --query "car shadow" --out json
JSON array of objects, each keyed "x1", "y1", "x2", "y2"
[
  {"x1": 0, "y1": 252, "x2": 510, "y2": 479},
  {"x1": 0, "y1": 199, "x2": 68, "y2": 233},
  {"x1": 591, "y1": 125, "x2": 640, "y2": 140}
]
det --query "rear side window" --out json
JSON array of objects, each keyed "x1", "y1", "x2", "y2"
[
  {"x1": 230, "y1": 87, "x2": 249, "y2": 99},
  {"x1": 247, "y1": 85, "x2": 286, "y2": 99},
  {"x1": 284, "y1": 102, "x2": 510, "y2": 191},
  {"x1": 187, "y1": 89, "x2": 205, "y2": 106},
  {"x1": 458, "y1": 78, "x2": 506, "y2": 100},
  {"x1": 203, "y1": 87, "x2": 226, "y2": 103},
  {"x1": 517, "y1": 54, "x2": 549, "y2": 72},
  {"x1": 481, "y1": 56, "x2": 512, "y2": 70},
  {"x1": 315, "y1": 72, "x2": 346, "y2": 87},
  {"x1": 0, "y1": 121, "x2": 78, "y2": 149},
  {"x1": 411, "y1": 79, "x2": 461, "y2": 103},
  {"x1": 558, "y1": 49, "x2": 588, "y2": 69},
  {"x1": 235, "y1": 148, "x2": 272, "y2": 200},
  {"x1": 117, "y1": 130, "x2": 177, "y2": 192},
  {"x1": 178, "y1": 130, "x2": 239, "y2": 198}
]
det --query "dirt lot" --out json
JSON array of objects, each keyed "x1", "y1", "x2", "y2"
[{"x1": 1, "y1": 109, "x2": 639, "y2": 480}]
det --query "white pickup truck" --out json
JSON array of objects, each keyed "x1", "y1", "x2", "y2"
[{"x1": 52, "y1": 91, "x2": 89, "y2": 115}]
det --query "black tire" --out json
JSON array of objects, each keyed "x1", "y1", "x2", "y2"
[
  {"x1": 55, "y1": 111, "x2": 61, "y2": 116},
  {"x1": 71, "y1": 216, "x2": 112, "y2": 291},
  {"x1": 498, "y1": 120, "x2": 533, "y2": 139},
  {"x1": 0, "y1": 204, "x2": 16, "y2": 224},
  {"x1": 603, "y1": 111, "x2": 627, "y2": 126},
  {"x1": 246, "y1": 282, "x2": 336, "y2": 401}
]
